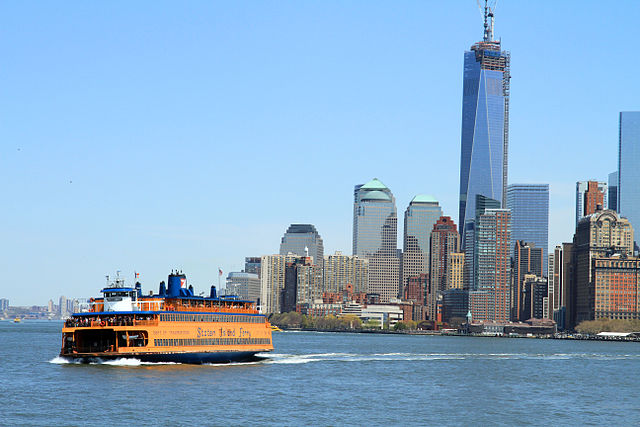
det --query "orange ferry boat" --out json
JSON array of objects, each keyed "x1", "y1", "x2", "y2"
[{"x1": 60, "y1": 271, "x2": 273, "y2": 363}]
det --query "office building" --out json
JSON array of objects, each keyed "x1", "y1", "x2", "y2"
[
  {"x1": 593, "y1": 256, "x2": 640, "y2": 320},
  {"x1": 573, "y1": 210, "x2": 634, "y2": 326},
  {"x1": 225, "y1": 272, "x2": 261, "y2": 303},
  {"x1": 353, "y1": 178, "x2": 399, "y2": 302},
  {"x1": 608, "y1": 171, "x2": 618, "y2": 212},
  {"x1": 618, "y1": 111, "x2": 640, "y2": 240},
  {"x1": 459, "y1": 4, "x2": 510, "y2": 243},
  {"x1": 279, "y1": 224, "x2": 324, "y2": 270},
  {"x1": 323, "y1": 251, "x2": 368, "y2": 294},
  {"x1": 244, "y1": 257, "x2": 262, "y2": 278},
  {"x1": 402, "y1": 195, "x2": 442, "y2": 294},
  {"x1": 520, "y1": 275, "x2": 548, "y2": 320},
  {"x1": 512, "y1": 241, "x2": 543, "y2": 321},
  {"x1": 575, "y1": 181, "x2": 608, "y2": 226},
  {"x1": 506, "y1": 184, "x2": 549, "y2": 271}
]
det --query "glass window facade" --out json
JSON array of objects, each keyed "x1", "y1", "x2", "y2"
[
  {"x1": 352, "y1": 179, "x2": 399, "y2": 302},
  {"x1": 459, "y1": 43, "x2": 510, "y2": 246},
  {"x1": 618, "y1": 112, "x2": 640, "y2": 244},
  {"x1": 506, "y1": 184, "x2": 549, "y2": 272}
]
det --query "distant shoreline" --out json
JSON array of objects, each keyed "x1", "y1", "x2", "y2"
[{"x1": 275, "y1": 327, "x2": 640, "y2": 342}]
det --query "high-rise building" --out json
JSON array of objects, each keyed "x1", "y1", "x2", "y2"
[
  {"x1": 575, "y1": 181, "x2": 608, "y2": 226},
  {"x1": 402, "y1": 195, "x2": 442, "y2": 294},
  {"x1": 279, "y1": 224, "x2": 324, "y2": 270},
  {"x1": 521, "y1": 275, "x2": 548, "y2": 320},
  {"x1": 59, "y1": 296, "x2": 68, "y2": 318},
  {"x1": 506, "y1": 184, "x2": 549, "y2": 271},
  {"x1": 458, "y1": 4, "x2": 510, "y2": 243},
  {"x1": 260, "y1": 255, "x2": 286, "y2": 315},
  {"x1": 323, "y1": 251, "x2": 369, "y2": 294},
  {"x1": 0, "y1": 298, "x2": 9, "y2": 311},
  {"x1": 512, "y1": 241, "x2": 543, "y2": 321},
  {"x1": 572, "y1": 210, "x2": 634, "y2": 326},
  {"x1": 244, "y1": 257, "x2": 262, "y2": 278},
  {"x1": 470, "y1": 208, "x2": 511, "y2": 323},
  {"x1": 464, "y1": 195, "x2": 500, "y2": 292},
  {"x1": 548, "y1": 245, "x2": 563, "y2": 320},
  {"x1": 353, "y1": 178, "x2": 399, "y2": 302},
  {"x1": 428, "y1": 216, "x2": 459, "y2": 319},
  {"x1": 282, "y1": 256, "x2": 322, "y2": 313},
  {"x1": 618, "y1": 111, "x2": 640, "y2": 241},
  {"x1": 225, "y1": 272, "x2": 261, "y2": 303},
  {"x1": 608, "y1": 171, "x2": 619, "y2": 212}
]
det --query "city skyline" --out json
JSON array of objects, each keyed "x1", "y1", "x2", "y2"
[{"x1": 2, "y1": 2, "x2": 639, "y2": 305}]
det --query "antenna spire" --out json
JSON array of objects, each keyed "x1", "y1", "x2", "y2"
[{"x1": 482, "y1": 0, "x2": 495, "y2": 42}]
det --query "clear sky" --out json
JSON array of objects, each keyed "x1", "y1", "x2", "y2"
[{"x1": 2, "y1": 1, "x2": 639, "y2": 305}]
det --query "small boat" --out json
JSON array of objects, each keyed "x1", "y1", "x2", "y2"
[
  {"x1": 271, "y1": 325, "x2": 282, "y2": 332},
  {"x1": 13, "y1": 317, "x2": 21, "y2": 323}
]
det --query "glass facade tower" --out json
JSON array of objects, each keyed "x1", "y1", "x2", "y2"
[
  {"x1": 353, "y1": 178, "x2": 399, "y2": 302},
  {"x1": 506, "y1": 184, "x2": 549, "y2": 272},
  {"x1": 458, "y1": 12, "x2": 510, "y2": 246},
  {"x1": 618, "y1": 111, "x2": 640, "y2": 243},
  {"x1": 401, "y1": 195, "x2": 442, "y2": 294}
]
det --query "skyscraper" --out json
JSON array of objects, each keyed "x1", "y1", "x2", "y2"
[
  {"x1": 459, "y1": 4, "x2": 510, "y2": 244},
  {"x1": 353, "y1": 178, "x2": 399, "y2": 302},
  {"x1": 402, "y1": 195, "x2": 442, "y2": 294},
  {"x1": 506, "y1": 184, "x2": 549, "y2": 271},
  {"x1": 618, "y1": 111, "x2": 640, "y2": 240},
  {"x1": 575, "y1": 181, "x2": 608, "y2": 226},
  {"x1": 279, "y1": 224, "x2": 324, "y2": 269}
]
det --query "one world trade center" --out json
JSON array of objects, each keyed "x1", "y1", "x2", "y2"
[{"x1": 458, "y1": 2, "x2": 510, "y2": 246}]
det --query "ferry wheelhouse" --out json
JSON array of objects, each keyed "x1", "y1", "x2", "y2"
[{"x1": 60, "y1": 272, "x2": 273, "y2": 363}]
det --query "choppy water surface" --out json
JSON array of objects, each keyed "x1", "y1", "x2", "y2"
[{"x1": 1, "y1": 321, "x2": 639, "y2": 426}]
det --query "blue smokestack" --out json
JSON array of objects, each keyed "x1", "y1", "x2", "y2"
[
  {"x1": 167, "y1": 272, "x2": 187, "y2": 297},
  {"x1": 210, "y1": 286, "x2": 217, "y2": 299}
]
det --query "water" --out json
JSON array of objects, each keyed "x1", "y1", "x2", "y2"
[{"x1": 2, "y1": 321, "x2": 639, "y2": 426}]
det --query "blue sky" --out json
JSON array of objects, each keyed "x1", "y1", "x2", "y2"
[{"x1": 2, "y1": 1, "x2": 639, "y2": 305}]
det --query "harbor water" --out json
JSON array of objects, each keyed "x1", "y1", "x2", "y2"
[{"x1": 1, "y1": 321, "x2": 639, "y2": 426}]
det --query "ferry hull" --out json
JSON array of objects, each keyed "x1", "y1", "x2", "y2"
[{"x1": 61, "y1": 350, "x2": 269, "y2": 364}]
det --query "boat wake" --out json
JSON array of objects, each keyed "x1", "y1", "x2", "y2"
[
  {"x1": 48, "y1": 357, "x2": 180, "y2": 366},
  {"x1": 261, "y1": 352, "x2": 640, "y2": 364}
]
